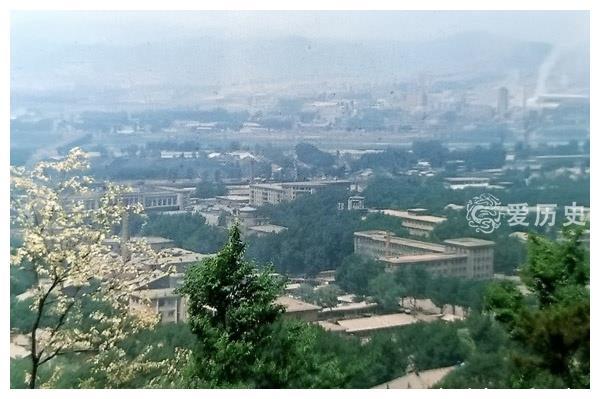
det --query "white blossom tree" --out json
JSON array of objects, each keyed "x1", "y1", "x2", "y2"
[{"x1": 10, "y1": 148, "x2": 167, "y2": 388}]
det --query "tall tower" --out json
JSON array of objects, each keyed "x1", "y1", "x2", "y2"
[{"x1": 497, "y1": 87, "x2": 509, "y2": 118}]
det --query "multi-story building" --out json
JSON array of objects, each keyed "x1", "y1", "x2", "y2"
[
  {"x1": 380, "y1": 209, "x2": 447, "y2": 237},
  {"x1": 131, "y1": 274, "x2": 188, "y2": 324},
  {"x1": 382, "y1": 253, "x2": 470, "y2": 278},
  {"x1": 67, "y1": 185, "x2": 190, "y2": 212},
  {"x1": 354, "y1": 230, "x2": 447, "y2": 258},
  {"x1": 443, "y1": 238, "x2": 496, "y2": 279},
  {"x1": 132, "y1": 285, "x2": 322, "y2": 324},
  {"x1": 128, "y1": 246, "x2": 215, "y2": 324},
  {"x1": 353, "y1": 230, "x2": 494, "y2": 279},
  {"x1": 249, "y1": 180, "x2": 351, "y2": 206}
]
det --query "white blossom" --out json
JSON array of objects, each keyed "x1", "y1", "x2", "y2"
[{"x1": 11, "y1": 148, "x2": 168, "y2": 388}]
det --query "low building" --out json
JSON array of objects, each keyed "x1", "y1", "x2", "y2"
[
  {"x1": 155, "y1": 247, "x2": 214, "y2": 274},
  {"x1": 276, "y1": 296, "x2": 321, "y2": 322},
  {"x1": 315, "y1": 270, "x2": 336, "y2": 284},
  {"x1": 215, "y1": 195, "x2": 250, "y2": 208},
  {"x1": 246, "y1": 224, "x2": 288, "y2": 237},
  {"x1": 104, "y1": 236, "x2": 175, "y2": 253},
  {"x1": 372, "y1": 366, "x2": 456, "y2": 389},
  {"x1": 320, "y1": 313, "x2": 439, "y2": 336},
  {"x1": 347, "y1": 196, "x2": 366, "y2": 211},
  {"x1": 318, "y1": 301, "x2": 378, "y2": 320},
  {"x1": 444, "y1": 177, "x2": 491, "y2": 190}
]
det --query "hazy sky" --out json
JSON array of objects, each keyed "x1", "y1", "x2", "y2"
[{"x1": 11, "y1": 10, "x2": 589, "y2": 46}]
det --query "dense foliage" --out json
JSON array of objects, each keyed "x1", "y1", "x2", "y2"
[
  {"x1": 484, "y1": 228, "x2": 589, "y2": 388},
  {"x1": 246, "y1": 187, "x2": 363, "y2": 275},
  {"x1": 295, "y1": 142, "x2": 335, "y2": 168},
  {"x1": 337, "y1": 255, "x2": 490, "y2": 313},
  {"x1": 10, "y1": 221, "x2": 590, "y2": 389},
  {"x1": 194, "y1": 181, "x2": 227, "y2": 198},
  {"x1": 441, "y1": 227, "x2": 589, "y2": 388},
  {"x1": 177, "y1": 225, "x2": 346, "y2": 388},
  {"x1": 141, "y1": 213, "x2": 227, "y2": 254}
]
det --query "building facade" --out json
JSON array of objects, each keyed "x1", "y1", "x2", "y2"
[
  {"x1": 68, "y1": 185, "x2": 189, "y2": 212},
  {"x1": 380, "y1": 209, "x2": 447, "y2": 237},
  {"x1": 354, "y1": 230, "x2": 494, "y2": 279},
  {"x1": 249, "y1": 180, "x2": 351, "y2": 206}
]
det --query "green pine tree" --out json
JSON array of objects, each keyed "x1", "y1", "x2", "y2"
[
  {"x1": 178, "y1": 224, "x2": 284, "y2": 387},
  {"x1": 484, "y1": 227, "x2": 589, "y2": 388}
]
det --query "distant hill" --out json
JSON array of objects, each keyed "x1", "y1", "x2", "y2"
[{"x1": 12, "y1": 31, "x2": 554, "y2": 91}]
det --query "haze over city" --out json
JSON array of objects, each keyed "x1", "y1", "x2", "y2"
[{"x1": 9, "y1": 9, "x2": 591, "y2": 392}]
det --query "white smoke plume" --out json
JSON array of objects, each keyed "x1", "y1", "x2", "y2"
[{"x1": 534, "y1": 46, "x2": 562, "y2": 97}]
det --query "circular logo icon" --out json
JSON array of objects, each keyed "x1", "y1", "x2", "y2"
[{"x1": 466, "y1": 193, "x2": 502, "y2": 234}]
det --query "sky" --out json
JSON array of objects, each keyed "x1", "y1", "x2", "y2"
[{"x1": 11, "y1": 10, "x2": 590, "y2": 46}]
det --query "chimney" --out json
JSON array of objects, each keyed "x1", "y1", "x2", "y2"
[
  {"x1": 385, "y1": 231, "x2": 391, "y2": 258},
  {"x1": 121, "y1": 211, "x2": 130, "y2": 261}
]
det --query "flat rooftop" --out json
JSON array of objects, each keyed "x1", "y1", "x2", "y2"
[
  {"x1": 281, "y1": 180, "x2": 351, "y2": 187},
  {"x1": 105, "y1": 236, "x2": 175, "y2": 245},
  {"x1": 443, "y1": 238, "x2": 495, "y2": 248},
  {"x1": 320, "y1": 301, "x2": 378, "y2": 314},
  {"x1": 372, "y1": 366, "x2": 456, "y2": 389},
  {"x1": 381, "y1": 209, "x2": 447, "y2": 224},
  {"x1": 248, "y1": 224, "x2": 287, "y2": 233},
  {"x1": 380, "y1": 253, "x2": 467, "y2": 264},
  {"x1": 317, "y1": 320, "x2": 346, "y2": 332},
  {"x1": 249, "y1": 183, "x2": 286, "y2": 190},
  {"x1": 155, "y1": 248, "x2": 215, "y2": 266},
  {"x1": 354, "y1": 231, "x2": 447, "y2": 253},
  {"x1": 444, "y1": 177, "x2": 490, "y2": 182},
  {"x1": 276, "y1": 296, "x2": 321, "y2": 313},
  {"x1": 336, "y1": 313, "x2": 438, "y2": 333},
  {"x1": 316, "y1": 320, "x2": 348, "y2": 332},
  {"x1": 215, "y1": 195, "x2": 250, "y2": 201},
  {"x1": 250, "y1": 180, "x2": 351, "y2": 190}
]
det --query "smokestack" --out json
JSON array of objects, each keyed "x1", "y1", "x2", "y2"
[
  {"x1": 385, "y1": 231, "x2": 391, "y2": 258},
  {"x1": 121, "y1": 211, "x2": 130, "y2": 261}
]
